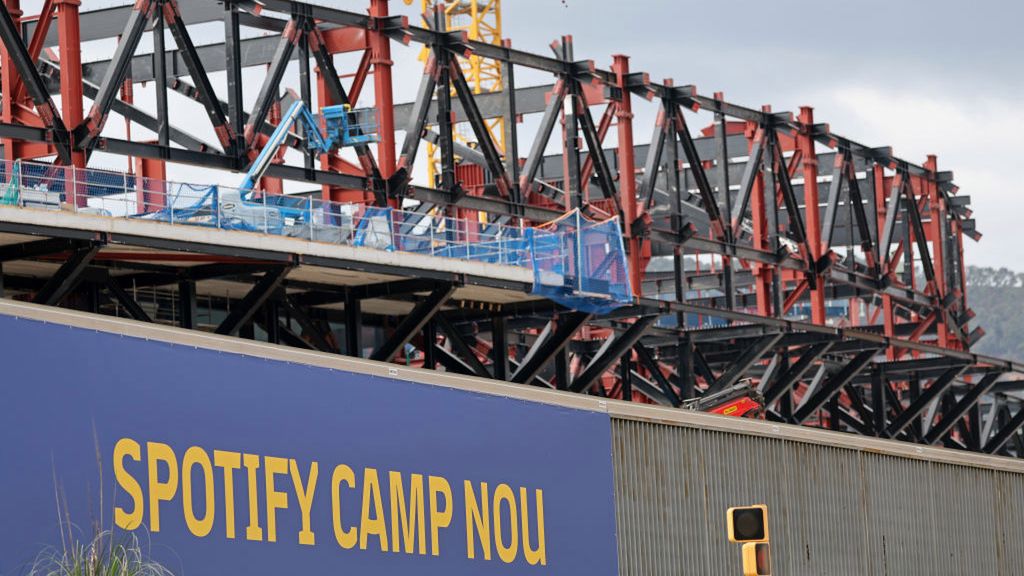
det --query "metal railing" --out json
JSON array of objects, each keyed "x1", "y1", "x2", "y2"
[{"x1": 0, "y1": 159, "x2": 535, "y2": 268}]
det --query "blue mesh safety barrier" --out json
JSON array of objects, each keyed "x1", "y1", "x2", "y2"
[
  {"x1": 353, "y1": 206, "x2": 395, "y2": 251},
  {"x1": 0, "y1": 160, "x2": 634, "y2": 314},
  {"x1": 527, "y1": 209, "x2": 633, "y2": 314},
  {"x1": 0, "y1": 161, "x2": 18, "y2": 206}
]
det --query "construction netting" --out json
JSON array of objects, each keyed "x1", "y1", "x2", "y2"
[
  {"x1": 526, "y1": 209, "x2": 633, "y2": 314},
  {"x1": 0, "y1": 158, "x2": 633, "y2": 314}
]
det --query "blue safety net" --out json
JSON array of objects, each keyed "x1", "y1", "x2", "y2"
[
  {"x1": 1, "y1": 161, "x2": 19, "y2": 205},
  {"x1": 135, "y1": 183, "x2": 219, "y2": 225},
  {"x1": 353, "y1": 206, "x2": 395, "y2": 251},
  {"x1": 526, "y1": 209, "x2": 633, "y2": 314}
]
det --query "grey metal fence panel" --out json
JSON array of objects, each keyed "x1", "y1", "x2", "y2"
[
  {"x1": 995, "y1": 472, "x2": 1024, "y2": 574},
  {"x1": 611, "y1": 418, "x2": 1024, "y2": 576},
  {"x1": 861, "y1": 453, "x2": 939, "y2": 575}
]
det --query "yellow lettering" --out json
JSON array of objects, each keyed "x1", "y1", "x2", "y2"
[
  {"x1": 359, "y1": 468, "x2": 388, "y2": 551},
  {"x1": 243, "y1": 453, "x2": 263, "y2": 541},
  {"x1": 181, "y1": 446, "x2": 215, "y2": 537},
  {"x1": 428, "y1": 475, "x2": 452, "y2": 557},
  {"x1": 113, "y1": 438, "x2": 143, "y2": 530},
  {"x1": 146, "y1": 442, "x2": 178, "y2": 533},
  {"x1": 213, "y1": 450, "x2": 241, "y2": 539},
  {"x1": 331, "y1": 464, "x2": 358, "y2": 549},
  {"x1": 264, "y1": 456, "x2": 289, "y2": 543},
  {"x1": 389, "y1": 471, "x2": 426, "y2": 555},
  {"x1": 520, "y1": 487, "x2": 546, "y2": 566},
  {"x1": 464, "y1": 481, "x2": 491, "y2": 560},
  {"x1": 493, "y1": 483, "x2": 519, "y2": 564},
  {"x1": 290, "y1": 459, "x2": 319, "y2": 546}
]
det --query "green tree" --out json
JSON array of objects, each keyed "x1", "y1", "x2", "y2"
[{"x1": 966, "y1": 266, "x2": 1024, "y2": 361}]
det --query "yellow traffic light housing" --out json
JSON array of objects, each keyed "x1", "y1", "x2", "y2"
[
  {"x1": 741, "y1": 542, "x2": 771, "y2": 576},
  {"x1": 727, "y1": 504, "x2": 769, "y2": 543}
]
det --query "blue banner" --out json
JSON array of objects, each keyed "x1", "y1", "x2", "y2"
[{"x1": 0, "y1": 315, "x2": 618, "y2": 575}]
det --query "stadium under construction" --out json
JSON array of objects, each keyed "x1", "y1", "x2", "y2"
[{"x1": 0, "y1": 0, "x2": 1022, "y2": 574}]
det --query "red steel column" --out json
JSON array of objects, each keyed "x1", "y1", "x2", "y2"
[
  {"x1": 797, "y1": 107, "x2": 826, "y2": 324},
  {"x1": 924, "y1": 154, "x2": 949, "y2": 347},
  {"x1": 874, "y1": 164, "x2": 896, "y2": 359},
  {"x1": 1, "y1": 0, "x2": 23, "y2": 162},
  {"x1": 748, "y1": 117, "x2": 771, "y2": 317},
  {"x1": 56, "y1": 0, "x2": 86, "y2": 170},
  {"x1": 369, "y1": 0, "x2": 396, "y2": 195},
  {"x1": 613, "y1": 54, "x2": 642, "y2": 297}
]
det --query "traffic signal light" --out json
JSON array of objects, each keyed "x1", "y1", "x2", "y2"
[
  {"x1": 741, "y1": 542, "x2": 771, "y2": 576},
  {"x1": 727, "y1": 504, "x2": 769, "y2": 543}
]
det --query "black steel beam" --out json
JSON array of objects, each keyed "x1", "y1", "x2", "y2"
[
  {"x1": 433, "y1": 27, "x2": 457, "y2": 198},
  {"x1": 295, "y1": 278, "x2": 440, "y2": 307},
  {"x1": 843, "y1": 157, "x2": 877, "y2": 265},
  {"x1": 224, "y1": 0, "x2": 246, "y2": 155},
  {"x1": 395, "y1": 52, "x2": 440, "y2": 183},
  {"x1": 104, "y1": 279, "x2": 153, "y2": 323},
  {"x1": 639, "y1": 106, "x2": 668, "y2": 210},
  {"x1": 674, "y1": 106, "x2": 728, "y2": 241},
  {"x1": 370, "y1": 284, "x2": 455, "y2": 362},
  {"x1": 491, "y1": 315, "x2": 509, "y2": 381},
  {"x1": 73, "y1": 0, "x2": 151, "y2": 148},
  {"x1": 704, "y1": 333, "x2": 783, "y2": 396},
  {"x1": 577, "y1": 90, "x2": 621, "y2": 215},
  {"x1": 153, "y1": 9, "x2": 170, "y2": 149},
  {"x1": 925, "y1": 372, "x2": 1001, "y2": 445},
  {"x1": 519, "y1": 81, "x2": 566, "y2": 194},
  {"x1": 794, "y1": 348, "x2": 879, "y2": 423},
  {"x1": 448, "y1": 57, "x2": 512, "y2": 199},
  {"x1": 898, "y1": 168, "x2": 937, "y2": 287},
  {"x1": 0, "y1": 238, "x2": 80, "y2": 262},
  {"x1": 511, "y1": 311, "x2": 591, "y2": 385},
  {"x1": 32, "y1": 243, "x2": 101, "y2": 306},
  {"x1": 885, "y1": 366, "x2": 966, "y2": 438},
  {"x1": 435, "y1": 315, "x2": 490, "y2": 379},
  {"x1": 762, "y1": 341, "x2": 835, "y2": 406},
  {"x1": 163, "y1": 0, "x2": 236, "y2": 153},
  {"x1": 215, "y1": 266, "x2": 292, "y2": 335},
  {"x1": 434, "y1": 344, "x2": 483, "y2": 377},
  {"x1": 280, "y1": 295, "x2": 336, "y2": 353},
  {"x1": 731, "y1": 129, "x2": 764, "y2": 235},
  {"x1": 633, "y1": 343, "x2": 681, "y2": 407},
  {"x1": 769, "y1": 132, "x2": 809, "y2": 256},
  {"x1": 984, "y1": 407, "x2": 1024, "y2": 455},
  {"x1": 571, "y1": 316, "x2": 658, "y2": 393},
  {"x1": 831, "y1": 403, "x2": 875, "y2": 437},
  {"x1": 244, "y1": 18, "x2": 300, "y2": 147},
  {"x1": 178, "y1": 279, "x2": 197, "y2": 329},
  {"x1": 38, "y1": 58, "x2": 215, "y2": 152},
  {"x1": 822, "y1": 151, "x2": 845, "y2": 249}
]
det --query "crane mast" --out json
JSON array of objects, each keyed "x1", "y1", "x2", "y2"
[{"x1": 406, "y1": 0, "x2": 505, "y2": 189}]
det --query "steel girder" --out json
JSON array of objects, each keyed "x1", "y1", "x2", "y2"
[
  {"x1": 31, "y1": 243, "x2": 102, "y2": 306},
  {"x1": 0, "y1": 0, "x2": 1012, "y2": 459},
  {"x1": 215, "y1": 266, "x2": 294, "y2": 336},
  {"x1": 370, "y1": 284, "x2": 455, "y2": 362}
]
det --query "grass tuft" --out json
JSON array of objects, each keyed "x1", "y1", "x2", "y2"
[{"x1": 27, "y1": 530, "x2": 174, "y2": 576}]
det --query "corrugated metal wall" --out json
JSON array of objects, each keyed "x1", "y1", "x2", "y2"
[{"x1": 611, "y1": 418, "x2": 1024, "y2": 575}]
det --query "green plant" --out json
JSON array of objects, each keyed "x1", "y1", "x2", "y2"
[
  {"x1": 27, "y1": 428, "x2": 175, "y2": 576},
  {"x1": 27, "y1": 530, "x2": 174, "y2": 576}
]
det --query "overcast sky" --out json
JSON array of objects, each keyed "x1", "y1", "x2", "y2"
[{"x1": 455, "y1": 0, "x2": 1023, "y2": 269}]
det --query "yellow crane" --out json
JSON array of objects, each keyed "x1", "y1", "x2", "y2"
[{"x1": 404, "y1": 0, "x2": 505, "y2": 188}]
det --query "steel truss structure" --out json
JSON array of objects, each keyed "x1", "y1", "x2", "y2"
[{"x1": 1, "y1": 0, "x2": 1023, "y2": 457}]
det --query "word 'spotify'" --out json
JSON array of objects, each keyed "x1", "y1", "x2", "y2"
[{"x1": 112, "y1": 438, "x2": 547, "y2": 565}]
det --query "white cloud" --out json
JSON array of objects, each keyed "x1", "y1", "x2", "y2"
[{"x1": 805, "y1": 84, "x2": 1024, "y2": 269}]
